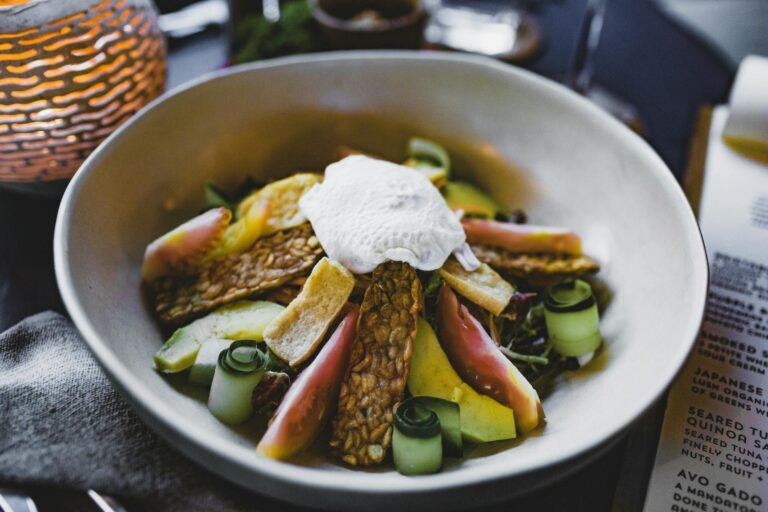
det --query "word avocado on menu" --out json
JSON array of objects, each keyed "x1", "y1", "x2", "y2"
[{"x1": 643, "y1": 107, "x2": 768, "y2": 512}]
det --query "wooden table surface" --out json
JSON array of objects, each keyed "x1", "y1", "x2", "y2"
[{"x1": 0, "y1": 0, "x2": 733, "y2": 510}]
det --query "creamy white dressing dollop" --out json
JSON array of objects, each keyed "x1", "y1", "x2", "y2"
[{"x1": 299, "y1": 155, "x2": 476, "y2": 274}]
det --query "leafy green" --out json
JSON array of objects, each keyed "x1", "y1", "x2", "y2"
[
  {"x1": 498, "y1": 346, "x2": 549, "y2": 365},
  {"x1": 205, "y1": 181, "x2": 236, "y2": 217},
  {"x1": 265, "y1": 345, "x2": 294, "y2": 375},
  {"x1": 233, "y1": 0, "x2": 317, "y2": 64},
  {"x1": 498, "y1": 301, "x2": 558, "y2": 384},
  {"x1": 500, "y1": 299, "x2": 593, "y2": 393},
  {"x1": 502, "y1": 302, "x2": 546, "y2": 352},
  {"x1": 422, "y1": 272, "x2": 444, "y2": 330}
]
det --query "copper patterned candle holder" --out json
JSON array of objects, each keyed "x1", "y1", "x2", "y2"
[{"x1": 0, "y1": 0, "x2": 166, "y2": 194}]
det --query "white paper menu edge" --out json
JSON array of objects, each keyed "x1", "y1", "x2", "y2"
[{"x1": 642, "y1": 106, "x2": 768, "y2": 512}]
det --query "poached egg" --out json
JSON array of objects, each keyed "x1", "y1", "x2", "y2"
[{"x1": 299, "y1": 155, "x2": 477, "y2": 274}]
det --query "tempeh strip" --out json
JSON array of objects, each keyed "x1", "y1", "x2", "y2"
[
  {"x1": 471, "y1": 244, "x2": 600, "y2": 288},
  {"x1": 152, "y1": 224, "x2": 323, "y2": 325},
  {"x1": 329, "y1": 262, "x2": 422, "y2": 466}
]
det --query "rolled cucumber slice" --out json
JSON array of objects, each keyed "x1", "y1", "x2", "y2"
[
  {"x1": 393, "y1": 428, "x2": 443, "y2": 476},
  {"x1": 406, "y1": 137, "x2": 451, "y2": 175},
  {"x1": 544, "y1": 280, "x2": 602, "y2": 357},
  {"x1": 394, "y1": 399, "x2": 443, "y2": 475},
  {"x1": 407, "y1": 396, "x2": 462, "y2": 457},
  {"x1": 153, "y1": 300, "x2": 284, "y2": 373},
  {"x1": 403, "y1": 137, "x2": 451, "y2": 188},
  {"x1": 208, "y1": 340, "x2": 268, "y2": 424}
]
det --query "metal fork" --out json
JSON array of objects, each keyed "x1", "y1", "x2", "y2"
[
  {"x1": 86, "y1": 490, "x2": 129, "y2": 512},
  {"x1": 0, "y1": 489, "x2": 37, "y2": 512},
  {"x1": 0, "y1": 488, "x2": 127, "y2": 512}
]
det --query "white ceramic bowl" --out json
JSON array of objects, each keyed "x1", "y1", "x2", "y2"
[{"x1": 54, "y1": 51, "x2": 707, "y2": 510}]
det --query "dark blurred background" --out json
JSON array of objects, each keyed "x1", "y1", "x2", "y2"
[{"x1": 0, "y1": 0, "x2": 742, "y2": 352}]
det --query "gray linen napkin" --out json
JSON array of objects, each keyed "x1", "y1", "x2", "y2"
[{"x1": 0, "y1": 311, "x2": 313, "y2": 512}]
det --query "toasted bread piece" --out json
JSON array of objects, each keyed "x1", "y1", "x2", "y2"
[
  {"x1": 438, "y1": 257, "x2": 514, "y2": 316},
  {"x1": 264, "y1": 257, "x2": 355, "y2": 367}
]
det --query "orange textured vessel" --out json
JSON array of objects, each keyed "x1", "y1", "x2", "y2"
[{"x1": 0, "y1": 0, "x2": 166, "y2": 193}]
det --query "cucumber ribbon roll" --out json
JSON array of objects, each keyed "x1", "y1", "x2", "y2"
[
  {"x1": 208, "y1": 340, "x2": 269, "y2": 424},
  {"x1": 394, "y1": 399, "x2": 442, "y2": 476},
  {"x1": 393, "y1": 396, "x2": 463, "y2": 475},
  {"x1": 544, "y1": 279, "x2": 602, "y2": 358},
  {"x1": 407, "y1": 137, "x2": 451, "y2": 174}
]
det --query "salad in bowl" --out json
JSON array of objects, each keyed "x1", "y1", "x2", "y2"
[{"x1": 142, "y1": 138, "x2": 604, "y2": 475}]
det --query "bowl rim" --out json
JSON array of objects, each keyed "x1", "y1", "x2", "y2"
[{"x1": 54, "y1": 50, "x2": 708, "y2": 500}]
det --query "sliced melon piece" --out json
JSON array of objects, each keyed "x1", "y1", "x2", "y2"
[
  {"x1": 462, "y1": 218, "x2": 582, "y2": 255},
  {"x1": 258, "y1": 306, "x2": 359, "y2": 460},
  {"x1": 142, "y1": 207, "x2": 231, "y2": 281},
  {"x1": 437, "y1": 286, "x2": 542, "y2": 434}
]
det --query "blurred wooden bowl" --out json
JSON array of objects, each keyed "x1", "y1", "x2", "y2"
[{"x1": 309, "y1": 0, "x2": 425, "y2": 50}]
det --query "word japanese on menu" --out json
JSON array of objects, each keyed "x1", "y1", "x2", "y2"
[{"x1": 643, "y1": 107, "x2": 768, "y2": 512}]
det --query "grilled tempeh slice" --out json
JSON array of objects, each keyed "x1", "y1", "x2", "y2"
[
  {"x1": 471, "y1": 244, "x2": 600, "y2": 288},
  {"x1": 329, "y1": 262, "x2": 422, "y2": 466},
  {"x1": 152, "y1": 224, "x2": 323, "y2": 325}
]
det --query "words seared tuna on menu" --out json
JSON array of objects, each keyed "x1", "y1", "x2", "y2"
[{"x1": 643, "y1": 107, "x2": 768, "y2": 512}]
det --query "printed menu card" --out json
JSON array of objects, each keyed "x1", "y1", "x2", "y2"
[{"x1": 643, "y1": 56, "x2": 768, "y2": 512}]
